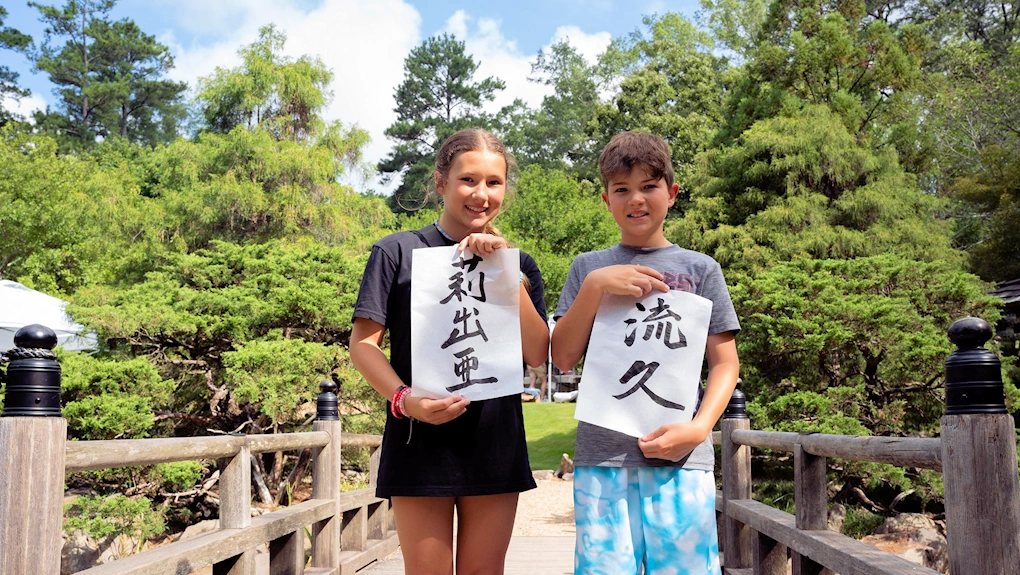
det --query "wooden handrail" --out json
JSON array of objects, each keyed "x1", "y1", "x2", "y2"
[{"x1": 729, "y1": 429, "x2": 943, "y2": 470}]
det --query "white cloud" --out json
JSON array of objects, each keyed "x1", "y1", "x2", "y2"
[
  {"x1": 0, "y1": 93, "x2": 47, "y2": 120},
  {"x1": 550, "y1": 26, "x2": 613, "y2": 65}
]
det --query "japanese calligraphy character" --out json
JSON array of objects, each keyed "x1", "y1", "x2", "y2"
[
  {"x1": 451, "y1": 253, "x2": 484, "y2": 272},
  {"x1": 623, "y1": 298, "x2": 687, "y2": 349},
  {"x1": 447, "y1": 347, "x2": 499, "y2": 391},
  {"x1": 440, "y1": 270, "x2": 487, "y2": 304},
  {"x1": 441, "y1": 307, "x2": 489, "y2": 349},
  {"x1": 613, "y1": 360, "x2": 685, "y2": 410}
]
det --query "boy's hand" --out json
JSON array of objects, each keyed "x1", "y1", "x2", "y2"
[
  {"x1": 458, "y1": 233, "x2": 509, "y2": 256},
  {"x1": 638, "y1": 421, "x2": 710, "y2": 462},
  {"x1": 591, "y1": 265, "x2": 669, "y2": 297},
  {"x1": 404, "y1": 395, "x2": 471, "y2": 424}
]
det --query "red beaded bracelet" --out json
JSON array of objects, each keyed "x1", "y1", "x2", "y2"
[{"x1": 390, "y1": 385, "x2": 412, "y2": 419}]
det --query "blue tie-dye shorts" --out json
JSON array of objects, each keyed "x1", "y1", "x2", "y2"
[{"x1": 574, "y1": 466, "x2": 721, "y2": 575}]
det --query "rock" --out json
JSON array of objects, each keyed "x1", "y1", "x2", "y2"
[
  {"x1": 560, "y1": 472, "x2": 574, "y2": 481},
  {"x1": 862, "y1": 513, "x2": 948, "y2": 573},
  {"x1": 554, "y1": 453, "x2": 574, "y2": 478},
  {"x1": 61, "y1": 531, "x2": 99, "y2": 575},
  {"x1": 532, "y1": 469, "x2": 555, "y2": 480},
  {"x1": 827, "y1": 503, "x2": 846, "y2": 533},
  {"x1": 178, "y1": 519, "x2": 220, "y2": 541}
]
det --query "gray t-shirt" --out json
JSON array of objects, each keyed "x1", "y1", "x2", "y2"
[{"x1": 554, "y1": 243, "x2": 741, "y2": 470}]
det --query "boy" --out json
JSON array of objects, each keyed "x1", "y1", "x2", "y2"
[{"x1": 551, "y1": 132, "x2": 740, "y2": 574}]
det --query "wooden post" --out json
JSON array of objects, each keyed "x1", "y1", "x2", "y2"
[
  {"x1": 311, "y1": 381, "x2": 342, "y2": 571},
  {"x1": 269, "y1": 530, "x2": 305, "y2": 575},
  {"x1": 0, "y1": 325, "x2": 66, "y2": 575},
  {"x1": 214, "y1": 444, "x2": 256, "y2": 575},
  {"x1": 941, "y1": 317, "x2": 1020, "y2": 575},
  {"x1": 366, "y1": 445, "x2": 391, "y2": 535},
  {"x1": 722, "y1": 383, "x2": 753, "y2": 569},
  {"x1": 754, "y1": 532, "x2": 788, "y2": 575},
  {"x1": 792, "y1": 442, "x2": 831, "y2": 575}
]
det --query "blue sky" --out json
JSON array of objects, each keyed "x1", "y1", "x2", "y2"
[{"x1": 2, "y1": 0, "x2": 700, "y2": 185}]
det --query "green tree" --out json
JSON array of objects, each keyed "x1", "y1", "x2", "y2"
[
  {"x1": 697, "y1": 0, "x2": 769, "y2": 60},
  {"x1": 0, "y1": 5, "x2": 33, "y2": 125},
  {"x1": 29, "y1": 0, "x2": 186, "y2": 148},
  {"x1": 196, "y1": 24, "x2": 333, "y2": 142},
  {"x1": 588, "y1": 14, "x2": 725, "y2": 203},
  {"x1": 378, "y1": 33, "x2": 505, "y2": 211}
]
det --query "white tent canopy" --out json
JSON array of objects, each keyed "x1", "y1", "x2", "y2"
[{"x1": 0, "y1": 280, "x2": 98, "y2": 353}]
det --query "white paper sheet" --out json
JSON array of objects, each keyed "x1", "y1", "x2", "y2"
[
  {"x1": 411, "y1": 246, "x2": 522, "y2": 401},
  {"x1": 574, "y1": 290, "x2": 713, "y2": 438}
]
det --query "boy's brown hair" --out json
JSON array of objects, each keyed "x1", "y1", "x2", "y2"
[{"x1": 597, "y1": 131, "x2": 674, "y2": 190}]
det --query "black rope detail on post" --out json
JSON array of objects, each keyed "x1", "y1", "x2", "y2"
[
  {"x1": 944, "y1": 316, "x2": 1006, "y2": 415},
  {"x1": 1, "y1": 324, "x2": 63, "y2": 417},
  {"x1": 316, "y1": 380, "x2": 339, "y2": 421},
  {"x1": 723, "y1": 379, "x2": 748, "y2": 419}
]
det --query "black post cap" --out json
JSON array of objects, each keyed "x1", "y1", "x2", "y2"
[
  {"x1": 723, "y1": 379, "x2": 748, "y2": 419},
  {"x1": 944, "y1": 317, "x2": 1006, "y2": 415},
  {"x1": 316, "y1": 380, "x2": 339, "y2": 421},
  {"x1": 2, "y1": 324, "x2": 63, "y2": 418}
]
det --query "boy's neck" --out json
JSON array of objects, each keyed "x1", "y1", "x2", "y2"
[{"x1": 620, "y1": 230, "x2": 672, "y2": 249}]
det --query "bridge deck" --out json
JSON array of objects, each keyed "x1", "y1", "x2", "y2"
[{"x1": 361, "y1": 536, "x2": 574, "y2": 574}]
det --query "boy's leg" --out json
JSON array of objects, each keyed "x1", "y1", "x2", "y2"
[
  {"x1": 574, "y1": 466, "x2": 643, "y2": 574},
  {"x1": 638, "y1": 468, "x2": 721, "y2": 575},
  {"x1": 391, "y1": 496, "x2": 456, "y2": 575},
  {"x1": 454, "y1": 492, "x2": 519, "y2": 575}
]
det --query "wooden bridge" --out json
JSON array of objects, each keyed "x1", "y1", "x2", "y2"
[{"x1": 1, "y1": 317, "x2": 1019, "y2": 575}]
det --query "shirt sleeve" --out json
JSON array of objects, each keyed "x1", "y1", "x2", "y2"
[
  {"x1": 701, "y1": 262, "x2": 741, "y2": 335},
  {"x1": 520, "y1": 252, "x2": 547, "y2": 322},
  {"x1": 554, "y1": 256, "x2": 585, "y2": 320},
  {"x1": 352, "y1": 245, "x2": 397, "y2": 327}
]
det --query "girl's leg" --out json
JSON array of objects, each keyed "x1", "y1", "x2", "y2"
[
  {"x1": 391, "y1": 496, "x2": 456, "y2": 575},
  {"x1": 453, "y1": 492, "x2": 519, "y2": 575}
]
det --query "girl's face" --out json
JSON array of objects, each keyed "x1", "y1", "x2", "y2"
[{"x1": 436, "y1": 149, "x2": 508, "y2": 240}]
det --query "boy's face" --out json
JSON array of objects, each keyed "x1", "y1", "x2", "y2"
[{"x1": 601, "y1": 166, "x2": 679, "y2": 247}]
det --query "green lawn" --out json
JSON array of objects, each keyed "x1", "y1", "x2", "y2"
[{"x1": 522, "y1": 402, "x2": 578, "y2": 470}]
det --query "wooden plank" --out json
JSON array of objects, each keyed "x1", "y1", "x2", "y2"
[
  {"x1": 0, "y1": 417, "x2": 66, "y2": 575},
  {"x1": 66, "y1": 436, "x2": 244, "y2": 471},
  {"x1": 337, "y1": 488, "x2": 382, "y2": 514},
  {"x1": 341, "y1": 507, "x2": 368, "y2": 553},
  {"x1": 215, "y1": 445, "x2": 255, "y2": 575},
  {"x1": 793, "y1": 444, "x2": 831, "y2": 575},
  {"x1": 338, "y1": 532, "x2": 401, "y2": 575},
  {"x1": 941, "y1": 414, "x2": 1020, "y2": 575},
  {"x1": 359, "y1": 535, "x2": 569, "y2": 575},
  {"x1": 269, "y1": 530, "x2": 305, "y2": 575},
  {"x1": 311, "y1": 419, "x2": 342, "y2": 572},
  {"x1": 304, "y1": 569, "x2": 337, "y2": 575},
  {"x1": 754, "y1": 532, "x2": 787, "y2": 575},
  {"x1": 729, "y1": 430, "x2": 942, "y2": 470},
  {"x1": 722, "y1": 418, "x2": 752, "y2": 570},
  {"x1": 725, "y1": 569, "x2": 753, "y2": 575},
  {"x1": 727, "y1": 500, "x2": 941, "y2": 575},
  {"x1": 342, "y1": 434, "x2": 383, "y2": 448},
  {"x1": 248, "y1": 432, "x2": 330, "y2": 454},
  {"x1": 76, "y1": 499, "x2": 334, "y2": 575}
]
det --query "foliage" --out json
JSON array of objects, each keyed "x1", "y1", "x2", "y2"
[
  {"x1": 196, "y1": 24, "x2": 334, "y2": 143},
  {"x1": 522, "y1": 402, "x2": 577, "y2": 470},
  {"x1": 735, "y1": 255, "x2": 1002, "y2": 439},
  {"x1": 29, "y1": 0, "x2": 186, "y2": 148},
  {"x1": 841, "y1": 506, "x2": 885, "y2": 538},
  {"x1": 378, "y1": 33, "x2": 505, "y2": 211},
  {"x1": 0, "y1": 5, "x2": 32, "y2": 124},
  {"x1": 64, "y1": 494, "x2": 167, "y2": 548}
]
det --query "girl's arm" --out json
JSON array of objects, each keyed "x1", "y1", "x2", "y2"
[
  {"x1": 520, "y1": 285, "x2": 549, "y2": 367},
  {"x1": 350, "y1": 318, "x2": 469, "y2": 424},
  {"x1": 637, "y1": 331, "x2": 740, "y2": 461}
]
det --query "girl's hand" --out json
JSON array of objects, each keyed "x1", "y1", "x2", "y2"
[
  {"x1": 404, "y1": 395, "x2": 471, "y2": 424},
  {"x1": 637, "y1": 421, "x2": 710, "y2": 462},
  {"x1": 458, "y1": 233, "x2": 509, "y2": 256},
  {"x1": 590, "y1": 265, "x2": 669, "y2": 297}
]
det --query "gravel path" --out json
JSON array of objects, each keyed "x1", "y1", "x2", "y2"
[{"x1": 513, "y1": 477, "x2": 575, "y2": 537}]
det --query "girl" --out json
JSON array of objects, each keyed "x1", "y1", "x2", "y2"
[{"x1": 350, "y1": 129, "x2": 549, "y2": 575}]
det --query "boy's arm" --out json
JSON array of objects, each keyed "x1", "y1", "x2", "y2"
[
  {"x1": 551, "y1": 264, "x2": 669, "y2": 371},
  {"x1": 638, "y1": 331, "x2": 740, "y2": 461}
]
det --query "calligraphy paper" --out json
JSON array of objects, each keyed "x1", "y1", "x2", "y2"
[
  {"x1": 411, "y1": 246, "x2": 522, "y2": 401},
  {"x1": 575, "y1": 290, "x2": 713, "y2": 438}
]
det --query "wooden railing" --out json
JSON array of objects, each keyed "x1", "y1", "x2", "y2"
[
  {"x1": 0, "y1": 327, "x2": 397, "y2": 575},
  {"x1": 712, "y1": 317, "x2": 1020, "y2": 575}
]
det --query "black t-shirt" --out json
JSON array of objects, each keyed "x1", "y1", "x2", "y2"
[{"x1": 352, "y1": 223, "x2": 546, "y2": 497}]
